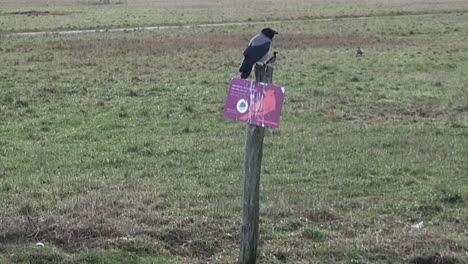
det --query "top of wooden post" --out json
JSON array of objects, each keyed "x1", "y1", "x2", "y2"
[{"x1": 254, "y1": 64, "x2": 274, "y2": 84}]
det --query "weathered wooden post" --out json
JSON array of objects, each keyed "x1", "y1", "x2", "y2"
[{"x1": 238, "y1": 64, "x2": 273, "y2": 264}]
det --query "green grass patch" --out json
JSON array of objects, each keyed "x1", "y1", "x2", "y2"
[
  {"x1": 4, "y1": 246, "x2": 175, "y2": 264},
  {"x1": 302, "y1": 227, "x2": 328, "y2": 242}
]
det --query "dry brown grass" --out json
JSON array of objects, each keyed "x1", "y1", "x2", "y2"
[
  {"x1": 0, "y1": 215, "x2": 236, "y2": 262},
  {"x1": 339, "y1": 102, "x2": 450, "y2": 124},
  {"x1": 0, "y1": 179, "x2": 239, "y2": 262},
  {"x1": 1, "y1": 195, "x2": 466, "y2": 263},
  {"x1": 45, "y1": 33, "x2": 409, "y2": 56}
]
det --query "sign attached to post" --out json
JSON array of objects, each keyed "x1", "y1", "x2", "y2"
[{"x1": 224, "y1": 77, "x2": 285, "y2": 129}]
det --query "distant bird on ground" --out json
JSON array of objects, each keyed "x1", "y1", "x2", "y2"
[
  {"x1": 265, "y1": 51, "x2": 278, "y2": 65},
  {"x1": 239, "y1": 28, "x2": 278, "y2": 79},
  {"x1": 356, "y1": 47, "x2": 364, "y2": 56}
]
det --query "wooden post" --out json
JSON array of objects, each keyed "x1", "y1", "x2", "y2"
[{"x1": 238, "y1": 64, "x2": 273, "y2": 264}]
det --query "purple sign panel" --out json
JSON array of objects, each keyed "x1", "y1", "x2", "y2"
[{"x1": 224, "y1": 77, "x2": 285, "y2": 128}]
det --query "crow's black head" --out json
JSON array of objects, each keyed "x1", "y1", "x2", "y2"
[{"x1": 261, "y1": 28, "x2": 278, "y2": 40}]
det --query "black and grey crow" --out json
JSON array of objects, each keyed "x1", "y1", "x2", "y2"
[
  {"x1": 239, "y1": 28, "x2": 278, "y2": 79},
  {"x1": 356, "y1": 47, "x2": 364, "y2": 56}
]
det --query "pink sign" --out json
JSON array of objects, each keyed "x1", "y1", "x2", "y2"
[{"x1": 224, "y1": 78, "x2": 285, "y2": 128}]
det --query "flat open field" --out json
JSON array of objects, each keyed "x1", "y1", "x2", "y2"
[
  {"x1": 1, "y1": 1, "x2": 468, "y2": 263},
  {"x1": 1, "y1": 0, "x2": 468, "y2": 33}
]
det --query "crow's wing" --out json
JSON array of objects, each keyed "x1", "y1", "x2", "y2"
[{"x1": 243, "y1": 42, "x2": 271, "y2": 63}]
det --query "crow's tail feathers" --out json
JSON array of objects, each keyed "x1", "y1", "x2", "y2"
[{"x1": 239, "y1": 59, "x2": 254, "y2": 79}]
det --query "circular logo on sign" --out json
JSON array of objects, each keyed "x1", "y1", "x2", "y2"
[{"x1": 236, "y1": 99, "x2": 248, "y2": 113}]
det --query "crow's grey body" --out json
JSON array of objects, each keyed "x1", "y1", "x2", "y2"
[{"x1": 239, "y1": 28, "x2": 277, "y2": 79}]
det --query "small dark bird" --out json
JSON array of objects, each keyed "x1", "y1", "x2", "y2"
[
  {"x1": 265, "y1": 51, "x2": 278, "y2": 65},
  {"x1": 356, "y1": 47, "x2": 364, "y2": 56},
  {"x1": 239, "y1": 28, "x2": 278, "y2": 79}
]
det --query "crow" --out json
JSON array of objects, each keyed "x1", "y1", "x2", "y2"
[
  {"x1": 356, "y1": 47, "x2": 364, "y2": 56},
  {"x1": 239, "y1": 28, "x2": 278, "y2": 79}
]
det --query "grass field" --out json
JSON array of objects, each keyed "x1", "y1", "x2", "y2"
[
  {"x1": 1, "y1": 0, "x2": 468, "y2": 33},
  {"x1": 1, "y1": 0, "x2": 468, "y2": 263}
]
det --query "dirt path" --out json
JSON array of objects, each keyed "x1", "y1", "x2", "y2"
[
  {"x1": 2, "y1": 12, "x2": 451, "y2": 37},
  {"x1": 6, "y1": 20, "x2": 284, "y2": 37}
]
